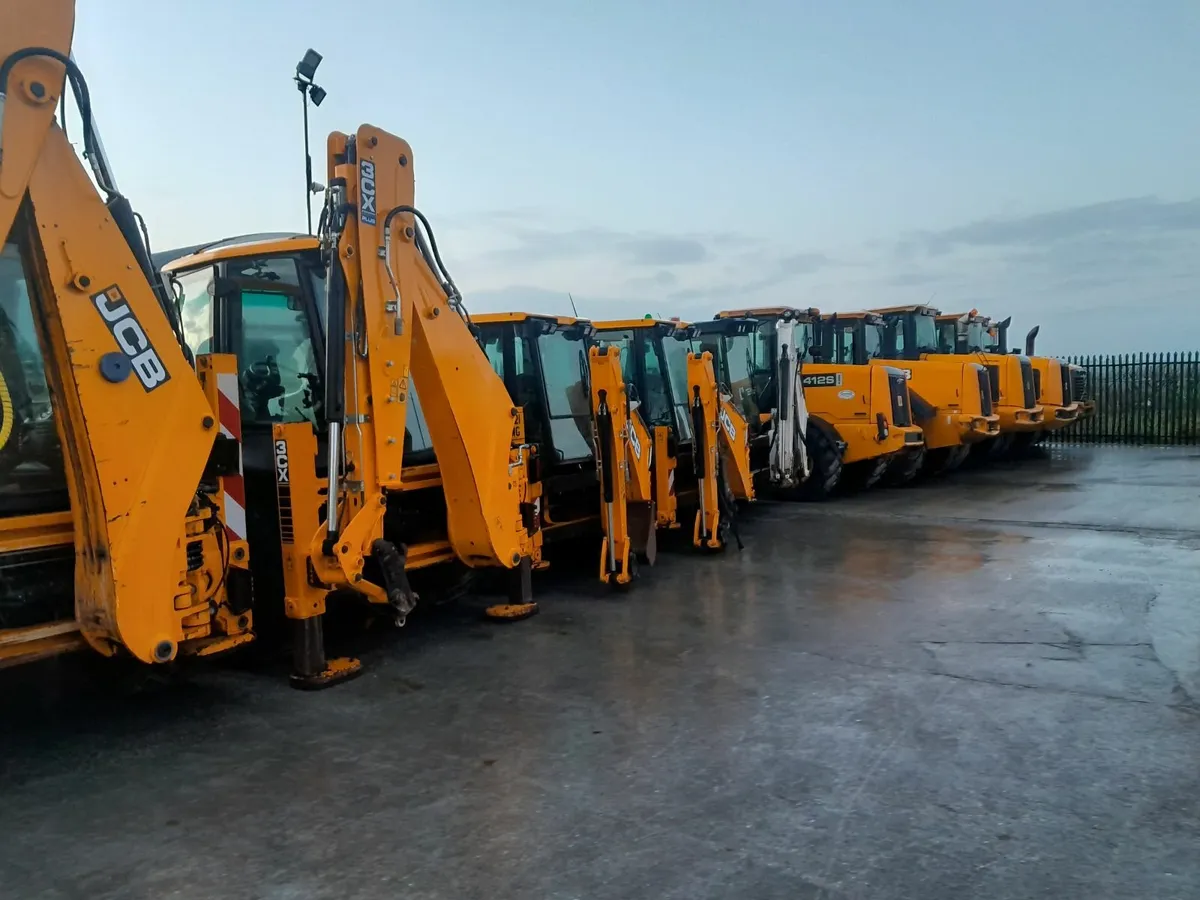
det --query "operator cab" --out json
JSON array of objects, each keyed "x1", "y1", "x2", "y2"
[
  {"x1": 473, "y1": 312, "x2": 598, "y2": 538},
  {"x1": 162, "y1": 234, "x2": 460, "y2": 624},
  {"x1": 691, "y1": 317, "x2": 764, "y2": 424},
  {"x1": 592, "y1": 319, "x2": 695, "y2": 446},
  {"x1": 712, "y1": 307, "x2": 819, "y2": 415},
  {"x1": 817, "y1": 310, "x2": 893, "y2": 364},
  {"x1": 0, "y1": 223, "x2": 74, "y2": 630},
  {"x1": 933, "y1": 311, "x2": 1009, "y2": 355},
  {"x1": 592, "y1": 317, "x2": 698, "y2": 510},
  {"x1": 866, "y1": 305, "x2": 942, "y2": 361}
]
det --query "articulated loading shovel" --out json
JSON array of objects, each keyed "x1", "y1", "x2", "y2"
[
  {"x1": 0, "y1": 0, "x2": 254, "y2": 668},
  {"x1": 859, "y1": 305, "x2": 1001, "y2": 477},
  {"x1": 470, "y1": 312, "x2": 655, "y2": 586},
  {"x1": 947, "y1": 313, "x2": 1084, "y2": 449},
  {"x1": 592, "y1": 319, "x2": 736, "y2": 551},
  {"x1": 926, "y1": 310, "x2": 1045, "y2": 457},
  {"x1": 718, "y1": 309, "x2": 923, "y2": 497}
]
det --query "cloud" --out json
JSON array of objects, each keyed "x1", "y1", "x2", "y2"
[
  {"x1": 779, "y1": 252, "x2": 834, "y2": 275},
  {"x1": 623, "y1": 269, "x2": 678, "y2": 291},
  {"x1": 911, "y1": 196, "x2": 1200, "y2": 256},
  {"x1": 466, "y1": 284, "x2": 702, "y2": 323},
  {"x1": 485, "y1": 225, "x2": 712, "y2": 269},
  {"x1": 622, "y1": 236, "x2": 707, "y2": 266},
  {"x1": 886, "y1": 271, "x2": 942, "y2": 287}
]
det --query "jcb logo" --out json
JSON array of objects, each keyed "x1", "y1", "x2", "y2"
[
  {"x1": 274, "y1": 439, "x2": 290, "y2": 485},
  {"x1": 802, "y1": 372, "x2": 843, "y2": 388},
  {"x1": 718, "y1": 407, "x2": 737, "y2": 442},
  {"x1": 93, "y1": 286, "x2": 170, "y2": 391},
  {"x1": 900, "y1": 368, "x2": 912, "y2": 380},
  {"x1": 360, "y1": 159, "x2": 377, "y2": 225},
  {"x1": 628, "y1": 420, "x2": 642, "y2": 460}
]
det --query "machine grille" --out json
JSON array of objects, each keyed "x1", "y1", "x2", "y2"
[
  {"x1": 976, "y1": 366, "x2": 994, "y2": 416},
  {"x1": 888, "y1": 372, "x2": 912, "y2": 427}
]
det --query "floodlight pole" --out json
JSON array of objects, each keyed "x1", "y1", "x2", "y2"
[{"x1": 300, "y1": 80, "x2": 314, "y2": 234}]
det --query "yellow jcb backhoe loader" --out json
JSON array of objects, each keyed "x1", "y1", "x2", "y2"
[
  {"x1": 0, "y1": 1, "x2": 254, "y2": 668},
  {"x1": 717, "y1": 308, "x2": 924, "y2": 496},
  {"x1": 177, "y1": 127, "x2": 548, "y2": 686},
  {"x1": 2, "y1": 3, "x2": 548, "y2": 683},
  {"x1": 470, "y1": 312, "x2": 655, "y2": 585},
  {"x1": 691, "y1": 316, "x2": 805, "y2": 499},
  {"x1": 945, "y1": 313, "x2": 1085, "y2": 449},
  {"x1": 592, "y1": 318, "x2": 737, "y2": 551},
  {"x1": 697, "y1": 313, "x2": 813, "y2": 494}
]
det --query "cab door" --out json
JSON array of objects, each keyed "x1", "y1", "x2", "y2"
[{"x1": 173, "y1": 253, "x2": 324, "y2": 631}]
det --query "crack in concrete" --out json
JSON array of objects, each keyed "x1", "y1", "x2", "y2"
[
  {"x1": 787, "y1": 506, "x2": 1200, "y2": 541},
  {"x1": 799, "y1": 648, "x2": 1200, "y2": 713}
]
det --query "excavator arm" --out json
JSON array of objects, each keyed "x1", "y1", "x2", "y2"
[
  {"x1": 687, "y1": 351, "x2": 728, "y2": 551},
  {"x1": 768, "y1": 319, "x2": 811, "y2": 488},
  {"x1": 589, "y1": 345, "x2": 635, "y2": 585},
  {"x1": 0, "y1": 0, "x2": 251, "y2": 664},
  {"x1": 274, "y1": 125, "x2": 541, "y2": 684},
  {"x1": 716, "y1": 391, "x2": 755, "y2": 502}
]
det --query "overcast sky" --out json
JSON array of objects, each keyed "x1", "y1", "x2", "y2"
[{"x1": 76, "y1": 1, "x2": 1200, "y2": 355}]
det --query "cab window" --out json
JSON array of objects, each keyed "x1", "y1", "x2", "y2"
[
  {"x1": 662, "y1": 337, "x2": 694, "y2": 440},
  {"x1": 640, "y1": 336, "x2": 673, "y2": 429},
  {"x1": 174, "y1": 266, "x2": 214, "y2": 357},
  {"x1": 836, "y1": 326, "x2": 856, "y2": 365},
  {"x1": 0, "y1": 237, "x2": 68, "y2": 514},
  {"x1": 537, "y1": 331, "x2": 592, "y2": 462},
  {"x1": 239, "y1": 290, "x2": 318, "y2": 426}
]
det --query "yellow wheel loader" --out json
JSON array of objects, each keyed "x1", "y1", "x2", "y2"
[
  {"x1": 866, "y1": 306, "x2": 1043, "y2": 460},
  {"x1": 944, "y1": 313, "x2": 1085, "y2": 448},
  {"x1": 857, "y1": 304, "x2": 1001, "y2": 478},
  {"x1": 716, "y1": 309, "x2": 923, "y2": 497},
  {"x1": 592, "y1": 319, "x2": 738, "y2": 551}
]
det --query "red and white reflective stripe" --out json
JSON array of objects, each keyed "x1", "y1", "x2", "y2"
[
  {"x1": 216, "y1": 373, "x2": 242, "y2": 442},
  {"x1": 216, "y1": 372, "x2": 247, "y2": 542}
]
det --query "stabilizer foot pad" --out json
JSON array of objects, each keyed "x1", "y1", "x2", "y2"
[
  {"x1": 484, "y1": 602, "x2": 540, "y2": 622},
  {"x1": 290, "y1": 656, "x2": 364, "y2": 691}
]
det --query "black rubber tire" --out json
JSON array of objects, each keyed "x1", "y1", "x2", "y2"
[
  {"x1": 882, "y1": 446, "x2": 926, "y2": 486},
  {"x1": 839, "y1": 456, "x2": 889, "y2": 494},
  {"x1": 1010, "y1": 432, "x2": 1035, "y2": 454},
  {"x1": 924, "y1": 444, "x2": 970, "y2": 475},
  {"x1": 976, "y1": 432, "x2": 1014, "y2": 460},
  {"x1": 797, "y1": 420, "x2": 843, "y2": 501}
]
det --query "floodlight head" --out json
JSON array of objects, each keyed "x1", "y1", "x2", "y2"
[
  {"x1": 308, "y1": 84, "x2": 326, "y2": 107},
  {"x1": 296, "y1": 49, "x2": 322, "y2": 83}
]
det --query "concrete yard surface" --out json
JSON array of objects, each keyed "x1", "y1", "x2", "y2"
[{"x1": 1, "y1": 446, "x2": 1198, "y2": 899}]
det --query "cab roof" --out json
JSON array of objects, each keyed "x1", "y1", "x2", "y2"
[
  {"x1": 472, "y1": 311, "x2": 588, "y2": 327},
  {"x1": 820, "y1": 310, "x2": 885, "y2": 325},
  {"x1": 937, "y1": 312, "x2": 989, "y2": 324},
  {"x1": 716, "y1": 306, "x2": 820, "y2": 321},
  {"x1": 593, "y1": 317, "x2": 686, "y2": 330},
  {"x1": 870, "y1": 304, "x2": 941, "y2": 317},
  {"x1": 160, "y1": 232, "x2": 318, "y2": 273}
]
